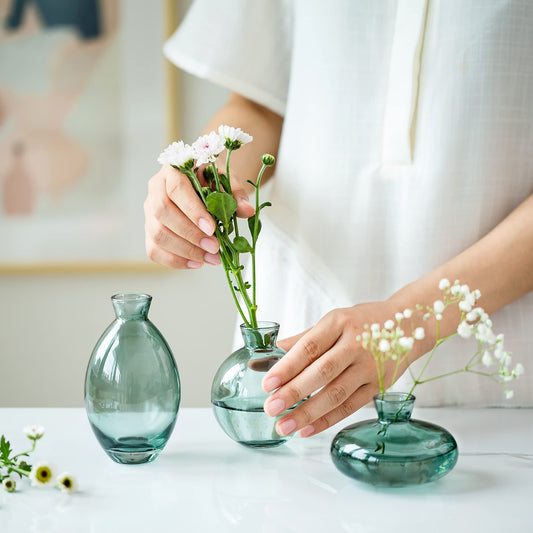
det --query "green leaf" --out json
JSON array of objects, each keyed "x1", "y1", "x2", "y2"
[
  {"x1": 233, "y1": 236, "x2": 252, "y2": 253},
  {"x1": 206, "y1": 192, "x2": 237, "y2": 228},
  {"x1": 246, "y1": 179, "x2": 257, "y2": 188},
  {"x1": 248, "y1": 217, "x2": 262, "y2": 240},
  {"x1": 1, "y1": 436, "x2": 12, "y2": 462},
  {"x1": 259, "y1": 201, "x2": 272, "y2": 211}
]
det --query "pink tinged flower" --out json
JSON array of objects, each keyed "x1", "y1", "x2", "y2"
[
  {"x1": 414, "y1": 327, "x2": 425, "y2": 340},
  {"x1": 433, "y1": 300, "x2": 445, "y2": 313},
  {"x1": 457, "y1": 322, "x2": 472, "y2": 338},
  {"x1": 218, "y1": 125, "x2": 253, "y2": 145},
  {"x1": 157, "y1": 141, "x2": 195, "y2": 167},
  {"x1": 192, "y1": 131, "x2": 226, "y2": 166}
]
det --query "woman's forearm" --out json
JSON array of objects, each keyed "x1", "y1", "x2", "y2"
[
  {"x1": 388, "y1": 193, "x2": 533, "y2": 357},
  {"x1": 203, "y1": 92, "x2": 284, "y2": 194}
]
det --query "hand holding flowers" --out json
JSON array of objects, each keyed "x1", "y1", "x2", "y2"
[{"x1": 157, "y1": 126, "x2": 274, "y2": 328}]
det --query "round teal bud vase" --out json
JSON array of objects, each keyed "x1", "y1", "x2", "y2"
[
  {"x1": 85, "y1": 294, "x2": 181, "y2": 464},
  {"x1": 211, "y1": 321, "x2": 293, "y2": 448},
  {"x1": 330, "y1": 393, "x2": 458, "y2": 487}
]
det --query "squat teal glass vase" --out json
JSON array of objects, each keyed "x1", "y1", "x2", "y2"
[
  {"x1": 330, "y1": 392, "x2": 458, "y2": 487},
  {"x1": 85, "y1": 294, "x2": 180, "y2": 465},
  {"x1": 211, "y1": 321, "x2": 293, "y2": 448}
]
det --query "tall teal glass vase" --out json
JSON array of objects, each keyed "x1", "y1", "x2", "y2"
[
  {"x1": 211, "y1": 321, "x2": 293, "y2": 448},
  {"x1": 330, "y1": 392, "x2": 458, "y2": 487},
  {"x1": 85, "y1": 294, "x2": 180, "y2": 465}
]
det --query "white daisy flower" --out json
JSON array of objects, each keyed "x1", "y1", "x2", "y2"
[
  {"x1": 2, "y1": 478, "x2": 16, "y2": 492},
  {"x1": 56, "y1": 472, "x2": 78, "y2": 494},
  {"x1": 30, "y1": 462, "x2": 55, "y2": 487},
  {"x1": 192, "y1": 131, "x2": 226, "y2": 166},
  {"x1": 218, "y1": 125, "x2": 253, "y2": 147},
  {"x1": 24, "y1": 425, "x2": 45, "y2": 440},
  {"x1": 157, "y1": 141, "x2": 195, "y2": 168}
]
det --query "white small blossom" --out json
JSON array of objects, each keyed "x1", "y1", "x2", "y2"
[
  {"x1": 414, "y1": 327, "x2": 425, "y2": 340},
  {"x1": 451, "y1": 284, "x2": 461, "y2": 296},
  {"x1": 399, "y1": 337, "x2": 414, "y2": 350},
  {"x1": 472, "y1": 289, "x2": 481, "y2": 299},
  {"x1": 481, "y1": 351, "x2": 493, "y2": 367},
  {"x1": 379, "y1": 340, "x2": 390, "y2": 352},
  {"x1": 435, "y1": 313, "x2": 443, "y2": 321},
  {"x1": 192, "y1": 131, "x2": 226, "y2": 166},
  {"x1": 56, "y1": 472, "x2": 78, "y2": 494},
  {"x1": 384, "y1": 320, "x2": 395, "y2": 330},
  {"x1": 439, "y1": 278, "x2": 450, "y2": 290},
  {"x1": 218, "y1": 125, "x2": 253, "y2": 146},
  {"x1": 460, "y1": 284, "x2": 470, "y2": 297},
  {"x1": 433, "y1": 300, "x2": 445, "y2": 313},
  {"x1": 457, "y1": 321, "x2": 472, "y2": 338},
  {"x1": 30, "y1": 462, "x2": 55, "y2": 487},
  {"x1": 505, "y1": 390, "x2": 514, "y2": 400},
  {"x1": 2, "y1": 478, "x2": 16, "y2": 492},
  {"x1": 403, "y1": 308, "x2": 412, "y2": 318},
  {"x1": 24, "y1": 425, "x2": 45, "y2": 440},
  {"x1": 513, "y1": 363, "x2": 525, "y2": 377},
  {"x1": 395, "y1": 312, "x2": 404, "y2": 322},
  {"x1": 459, "y1": 300, "x2": 472, "y2": 312},
  {"x1": 157, "y1": 141, "x2": 195, "y2": 167}
]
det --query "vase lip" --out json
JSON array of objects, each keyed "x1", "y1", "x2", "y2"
[
  {"x1": 373, "y1": 392, "x2": 416, "y2": 403},
  {"x1": 112, "y1": 293, "x2": 152, "y2": 302},
  {"x1": 240, "y1": 321, "x2": 280, "y2": 331}
]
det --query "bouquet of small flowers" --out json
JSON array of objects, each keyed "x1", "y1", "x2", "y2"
[
  {"x1": 158, "y1": 125, "x2": 274, "y2": 329},
  {"x1": 1, "y1": 426, "x2": 77, "y2": 494},
  {"x1": 358, "y1": 278, "x2": 524, "y2": 398}
]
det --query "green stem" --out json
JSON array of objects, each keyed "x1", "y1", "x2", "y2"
[
  {"x1": 210, "y1": 162, "x2": 222, "y2": 192},
  {"x1": 13, "y1": 440, "x2": 36, "y2": 461},
  {"x1": 251, "y1": 164, "x2": 268, "y2": 312}
]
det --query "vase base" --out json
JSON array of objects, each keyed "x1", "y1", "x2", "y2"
[
  {"x1": 238, "y1": 439, "x2": 287, "y2": 449},
  {"x1": 104, "y1": 448, "x2": 161, "y2": 465}
]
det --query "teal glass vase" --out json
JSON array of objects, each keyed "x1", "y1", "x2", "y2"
[
  {"x1": 85, "y1": 294, "x2": 180, "y2": 464},
  {"x1": 330, "y1": 392, "x2": 458, "y2": 487},
  {"x1": 211, "y1": 321, "x2": 293, "y2": 448}
]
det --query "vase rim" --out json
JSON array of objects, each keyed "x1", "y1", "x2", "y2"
[
  {"x1": 112, "y1": 293, "x2": 152, "y2": 302},
  {"x1": 373, "y1": 392, "x2": 416, "y2": 403},
  {"x1": 239, "y1": 321, "x2": 280, "y2": 331}
]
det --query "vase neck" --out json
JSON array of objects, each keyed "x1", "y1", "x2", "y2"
[
  {"x1": 240, "y1": 322, "x2": 279, "y2": 352},
  {"x1": 374, "y1": 392, "x2": 415, "y2": 422},
  {"x1": 111, "y1": 293, "x2": 151, "y2": 320}
]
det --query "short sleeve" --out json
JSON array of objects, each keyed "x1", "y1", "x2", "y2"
[{"x1": 163, "y1": 0, "x2": 293, "y2": 116}]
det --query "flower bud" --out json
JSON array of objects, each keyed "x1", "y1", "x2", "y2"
[
  {"x1": 2, "y1": 478, "x2": 16, "y2": 492},
  {"x1": 261, "y1": 153, "x2": 275, "y2": 166}
]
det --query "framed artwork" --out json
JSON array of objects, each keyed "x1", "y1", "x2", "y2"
[{"x1": 0, "y1": 0, "x2": 179, "y2": 272}]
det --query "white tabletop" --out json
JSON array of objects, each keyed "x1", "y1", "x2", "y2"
[{"x1": 0, "y1": 407, "x2": 532, "y2": 533}]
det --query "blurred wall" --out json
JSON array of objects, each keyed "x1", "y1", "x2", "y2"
[{"x1": 0, "y1": 0, "x2": 233, "y2": 408}]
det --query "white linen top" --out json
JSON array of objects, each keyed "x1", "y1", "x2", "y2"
[{"x1": 164, "y1": 0, "x2": 533, "y2": 406}]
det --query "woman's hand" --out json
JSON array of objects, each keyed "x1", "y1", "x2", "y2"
[
  {"x1": 261, "y1": 302, "x2": 421, "y2": 438},
  {"x1": 143, "y1": 164, "x2": 254, "y2": 269}
]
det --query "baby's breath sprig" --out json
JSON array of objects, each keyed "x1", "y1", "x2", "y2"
[
  {"x1": 357, "y1": 279, "x2": 524, "y2": 399},
  {"x1": 0, "y1": 426, "x2": 77, "y2": 494},
  {"x1": 158, "y1": 125, "x2": 274, "y2": 329}
]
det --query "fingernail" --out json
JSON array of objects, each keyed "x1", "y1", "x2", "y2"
[
  {"x1": 277, "y1": 418, "x2": 296, "y2": 436},
  {"x1": 200, "y1": 237, "x2": 219, "y2": 254},
  {"x1": 198, "y1": 218, "x2": 214, "y2": 235},
  {"x1": 187, "y1": 260, "x2": 203, "y2": 269},
  {"x1": 204, "y1": 252, "x2": 221, "y2": 265},
  {"x1": 265, "y1": 398, "x2": 285, "y2": 416},
  {"x1": 300, "y1": 425, "x2": 315, "y2": 438},
  {"x1": 263, "y1": 376, "x2": 281, "y2": 392}
]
